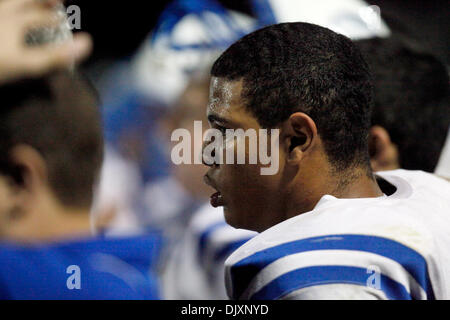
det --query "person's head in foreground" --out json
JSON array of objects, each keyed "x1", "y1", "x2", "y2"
[
  {"x1": 203, "y1": 22, "x2": 383, "y2": 232},
  {"x1": 356, "y1": 37, "x2": 450, "y2": 173},
  {"x1": 0, "y1": 71, "x2": 103, "y2": 243}
]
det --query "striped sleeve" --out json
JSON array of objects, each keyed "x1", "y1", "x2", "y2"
[
  {"x1": 225, "y1": 234, "x2": 435, "y2": 300},
  {"x1": 197, "y1": 220, "x2": 256, "y2": 274}
]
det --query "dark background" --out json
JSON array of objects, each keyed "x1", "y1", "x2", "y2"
[{"x1": 66, "y1": 0, "x2": 449, "y2": 66}]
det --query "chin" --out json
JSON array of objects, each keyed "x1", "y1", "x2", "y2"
[
  {"x1": 223, "y1": 206, "x2": 241, "y2": 229},
  {"x1": 223, "y1": 206, "x2": 256, "y2": 232}
]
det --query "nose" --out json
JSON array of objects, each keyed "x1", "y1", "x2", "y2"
[{"x1": 202, "y1": 139, "x2": 215, "y2": 167}]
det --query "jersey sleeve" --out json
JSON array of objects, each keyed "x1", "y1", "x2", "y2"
[{"x1": 280, "y1": 283, "x2": 387, "y2": 300}]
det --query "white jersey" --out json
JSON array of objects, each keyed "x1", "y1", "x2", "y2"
[
  {"x1": 225, "y1": 170, "x2": 450, "y2": 300},
  {"x1": 435, "y1": 127, "x2": 450, "y2": 179},
  {"x1": 162, "y1": 203, "x2": 256, "y2": 299}
]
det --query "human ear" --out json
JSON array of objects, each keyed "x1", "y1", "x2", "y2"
[
  {"x1": 8, "y1": 145, "x2": 49, "y2": 200},
  {"x1": 285, "y1": 112, "x2": 317, "y2": 164},
  {"x1": 369, "y1": 125, "x2": 400, "y2": 171}
]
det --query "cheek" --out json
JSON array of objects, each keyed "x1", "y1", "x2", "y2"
[
  {"x1": 220, "y1": 164, "x2": 277, "y2": 231},
  {"x1": 220, "y1": 163, "x2": 266, "y2": 206},
  {"x1": 219, "y1": 133, "x2": 283, "y2": 198}
]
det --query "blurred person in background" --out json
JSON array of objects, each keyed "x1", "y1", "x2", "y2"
[
  {"x1": 157, "y1": 74, "x2": 258, "y2": 299},
  {"x1": 355, "y1": 37, "x2": 450, "y2": 178},
  {"x1": 91, "y1": 0, "x2": 260, "y2": 237},
  {"x1": 0, "y1": 71, "x2": 161, "y2": 299},
  {"x1": 144, "y1": 74, "x2": 214, "y2": 239},
  {"x1": 0, "y1": 2, "x2": 162, "y2": 299}
]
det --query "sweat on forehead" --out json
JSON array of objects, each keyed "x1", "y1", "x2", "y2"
[{"x1": 209, "y1": 77, "x2": 245, "y2": 110}]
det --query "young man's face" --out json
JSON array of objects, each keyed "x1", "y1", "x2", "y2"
[
  {"x1": 202, "y1": 77, "x2": 287, "y2": 232},
  {"x1": 167, "y1": 80, "x2": 215, "y2": 200}
]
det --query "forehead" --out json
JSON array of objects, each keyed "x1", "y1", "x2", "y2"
[
  {"x1": 207, "y1": 77, "x2": 252, "y2": 124},
  {"x1": 209, "y1": 77, "x2": 242, "y2": 107}
]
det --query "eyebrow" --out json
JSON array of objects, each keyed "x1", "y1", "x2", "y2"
[{"x1": 207, "y1": 114, "x2": 232, "y2": 126}]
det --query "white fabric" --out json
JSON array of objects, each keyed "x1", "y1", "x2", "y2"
[
  {"x1": 225, "y1": 170, "x2": 450, "y2": 300},
  {"x1": 435, "y1": 127, "x2": 450, "y2": 179},
  {"x1": 91, "y1": 145, "x2": 144, "y2": 236},
  {"x1": 266, "y1": 0, "x2": 390, "y2": 40},
  {"x1": 162, "y1": 204, "x2": 256, "y2": 299}
]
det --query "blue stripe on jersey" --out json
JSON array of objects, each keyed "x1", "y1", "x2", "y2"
[
  {"x1": 214, "y1": 238, "x2": 252, "y2": 262},
  {"x1": 251, "y1": 265, "x2": 411, "y2": 300},
  {"x1": 169, "y1": 42, "x2": 233, "y2": 51},
  {"x1": 230, "y1": 234, "x2": 435, "y2": 300},
  {"x1": 198, "y1": 220, "x2": 229, "y2": 263},
  {"x1": 152, "y1": 0, "x2": 251, "y2": 49},
  {"x1": 152, "y1": 0, "x2": 227, "y2": 39},
  {"x1": 251, "y1": 0, "x2": 278, "y2": 26}
]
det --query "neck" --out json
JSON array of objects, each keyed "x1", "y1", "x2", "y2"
[
  {"x1": 285, "y1": 165, "x2": 383, "y2": 221},
  {"x1": 332, "y1": 168, "x2": 383, "y2": 199},
  {"x1": 24, "y1": 205, "x2": 93, "y2": 244},
  {"x1": 44, "y1": 208, "x2": 93, "y2": 242}
]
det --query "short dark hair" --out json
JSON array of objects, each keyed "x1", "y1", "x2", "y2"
[
  {"x1": 0, "y1": 71, "x2": 104, "y2": 208},
  {"x1": 356, "y1": 37, "x2": 450, "y2": 172},
  {"x1": 211, "y1": 22, "x2": 373, "y2": 172}
]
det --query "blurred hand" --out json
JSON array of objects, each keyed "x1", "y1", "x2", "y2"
[{"x1": 0, "y1": 0, "x2": 92, "y2": 85}]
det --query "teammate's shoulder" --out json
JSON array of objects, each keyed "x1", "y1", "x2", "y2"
[
  {"x1": 225, "y1": 232, "x2": 435, "y2": 300},
  {"x1": 0, "y1": 235, "x2": 163, "y2": 299},
  {"x1": 189, "y1": 203, "x2": 226, "y2": 232},
  {"x1": 224, "y1": 169, "x2": 449, "y2": 300}
]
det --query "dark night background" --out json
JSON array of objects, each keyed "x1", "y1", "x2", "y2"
[{"x1": 65, "y1": 0, "x2": 450, "y2": 67}]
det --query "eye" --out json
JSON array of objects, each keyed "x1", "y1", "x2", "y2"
[
  {"x1": 219, "y1": 126, "x2": 227, "y2": 135},
  {"x1": 215, "y1": 124, "x2": 227, "y2": 135}
]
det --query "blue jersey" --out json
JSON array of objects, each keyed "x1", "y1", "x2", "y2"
[{"x1": 0, "y1": 234, "x2": 163, "y2": 300}]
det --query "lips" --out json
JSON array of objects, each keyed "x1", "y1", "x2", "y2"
[
  {"x1": 203, "y1": 174, "x2": 225, "y2": 207},
  {"x1": 210, "y1": 191, "x2": 224, "y2": 208}
]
